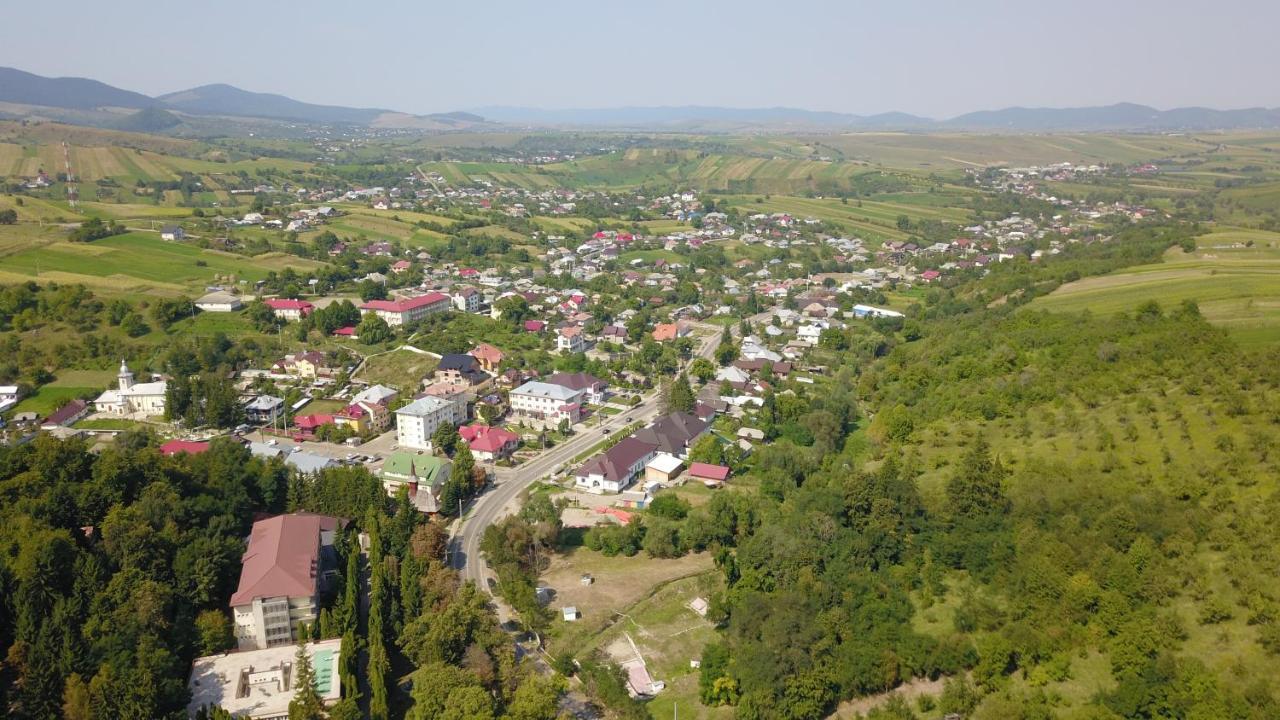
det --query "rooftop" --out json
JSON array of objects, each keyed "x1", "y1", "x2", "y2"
[
  {"x1": 360, "y1": 292, "x2": 449, "y2": 313},
  {"x1": 186, "y1": 639, "x2": 342, "y2": 719},
  {"x1": 396, "y1": 395, "x2": 456, "y2": 417},
  {"x1": 230, "y1": 513, "x2": 341, "y2": 607},
  {"x1": 511, "y1": 381, "x2": 579, "y2": 402}
]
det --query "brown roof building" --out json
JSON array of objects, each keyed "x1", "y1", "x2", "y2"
[{"x1": 231, "y1": 513, "x2": 344, "y2": 650}]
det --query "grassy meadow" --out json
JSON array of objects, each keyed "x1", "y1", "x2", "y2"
[{"x1": 1032, "y1": 228, "x2": 1280, "y2": 346}]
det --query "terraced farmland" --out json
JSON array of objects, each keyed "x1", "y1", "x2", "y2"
[{"x1": 1032, "y1": 228, "x2": 1280, "y2": 346}]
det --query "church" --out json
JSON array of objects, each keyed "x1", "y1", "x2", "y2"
[{"x1": 94, "y1": 360, "x2": 167, "y2": 417}]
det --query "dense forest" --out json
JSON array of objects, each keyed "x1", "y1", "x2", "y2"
[{"x1": 0, "y1": 433, "x2": 564, "y2": 719}]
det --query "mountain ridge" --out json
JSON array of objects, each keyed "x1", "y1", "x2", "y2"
[{"x1": 4, "y1": 66, "x2": 1280, "y2": 132}]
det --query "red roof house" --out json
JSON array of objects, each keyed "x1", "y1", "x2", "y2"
[{"x1": 688, "y1": 462, "x2": 730, "y2": 486}]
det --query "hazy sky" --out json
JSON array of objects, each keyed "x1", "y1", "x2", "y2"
[{"x1": 3, "y1": 0, "x2": 1277, "y2": 118}]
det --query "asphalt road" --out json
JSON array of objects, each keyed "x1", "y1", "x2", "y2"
[{"x1": 449, "y1": 325, "x2": 723, "y2": 607}]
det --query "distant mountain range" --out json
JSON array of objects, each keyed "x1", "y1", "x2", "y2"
[
  {"x1": 2, "y1": 66, "x2": 1279, "y2": 134},
  {"x1": 479, "y1": 103, "x2": 1280, "y2": 132},
  {"x1": 0, "y1": 67, "x2": 488, "y2": 132}
]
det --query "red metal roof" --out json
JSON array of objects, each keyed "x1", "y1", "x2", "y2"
[
  {"x1": 160, "y1": 439, "x2": 211, "y2": 456},
  {"x1": 688, "y1": 462, "x2": 730, "y2": 481},
  {"x1": 229, "y1": 513, "x2": 342, "y2": 606},
  {"x1": 265, "y1": 298, "x2": 314, "y2": 311},
  {"x1": 360, "y1": 292, "x2": 449, "y2": 313}
]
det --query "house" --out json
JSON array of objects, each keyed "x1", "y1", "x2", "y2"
[
  {"x1": 160, "y1": 224, "x2": 184, "y2": 241},
  {"x1": 93, "y1": 360, "x2": 166, "y2": 417},
  {"x1": 391, "y1": 260, "x2": 412, "y2": 274},
  {"x1": 644, "y1": 453, "x2": 684, "y2": 484},
  {"x1": 380, "y1": 452, "x2": 450, "y2": 513},
  {"x1": 454, "y1": 287, "x2": 482, "y2": 312},
  {"x1": 562, "y1": 607, "x2": 580, "y2": 622},
  {"x1": 468, "y1": 343, "x2": 505, "y2": 372},
  {"x1": 264, "y1": 298, "x2": 314, "y2": 321},
  {"x1": 187, "y1": 639, "x2": 343, "y2": 720},
  {"x1": 195, "y1": 290, "x2": 242, "y2": 313},
  {"x1": 334, "y1": 385, "x2": 397, "y2": 433},
  {"x1": 244, "y1": 395, "x2": 285, "y2": 423},
  {"x1": 523, "y1": 319, "x2": 546, "y2": 333},
  {"x1": 230, "y1": 513, "x2": 344, "y2": 650},
  {"x1": 632, "y1": 412, "x2": 709, "y2": 458},
  {"x1": 557, "y1": 326, "x2": 586, "y2": 353},
  {"x1": 360, "y1": 292, "x2": 450, "y2": 326},
  {"x1": 574, "y1": 436, "x2": 657, "y2": 493},
  {"x1": 436, "y1": 354, "x2": 490, "y2": 385},
  {"x1": 509, "y1": 381, "x2": 584, "y2": 425},
  {"x1": 458, "y1": 424, "x2": 520, "y2": 461},
  {"x1": 41, "y1": 398, "x2": 89, "y2": 429},
  {"x1": 395, "y1": 396, "x2": 465, "y2": 451},
  {"x1": 291, "y1": 414, "x2": 334, "y2": 438},
  {"x1": 160, "y1": 439, "x2": 211, "y2": 456},
  {"x1": 273, "y1": 351, "x2": 332, "y2": 379},
  {"x1": 688, "y1": 462, "x2": 731, "y2": 487},
  {"x1": 545, "y1": 372, "x2": 607, "y2": 405},
  {"x1": 651, "y1": 322, "x2": 688, "y2": 342}
]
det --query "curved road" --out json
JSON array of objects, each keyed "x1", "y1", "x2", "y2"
[{"x1": 449, "y1": 325, "x2": 724, "y2": 609}]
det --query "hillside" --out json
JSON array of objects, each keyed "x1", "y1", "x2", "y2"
[{"x1": 0, "y1": 66, "x2": 154, "y2": 110}]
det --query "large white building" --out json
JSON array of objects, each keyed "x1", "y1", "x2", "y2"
[
  {"x1": 230, "y1": 514, "x2": 343, "y2": 651},
  {"x1": 395, "y1": 395, "x2": 465, "y2": 450},
  {"x1": 509, "y1": 380, "x2": 583, "y2": 424},
  {"x1": 93, "y1": 360, "x2": 167, "y2": 417},
  {"x1": 360, "y1": 292, "x2": 450, "y2": 327}
]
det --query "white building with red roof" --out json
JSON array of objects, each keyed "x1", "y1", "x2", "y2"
[
  {"x1": 360, "y1": 292, "x2": 450, "y2": 326},
  {"x1": 458, "y1": 424, "x2": 520, "y2": 461},
  {"x1": 264, "y1": 298, "x2": 314, "y2": 321}
]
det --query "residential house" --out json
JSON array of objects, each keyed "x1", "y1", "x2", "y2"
[
  {"x1": 265, "y1": 298, "x2": 314, "y2": 321},
  {"x1": 41, "y1": 398, "x2": 89, "y2": 429},
  {"x1": 244, "y1": 395, "x2": 284, "y2": 424},
  {"x1": 395, "y1": 396, "x2": 465, "y2": 451},
  {"x1": 160, "y1": 224, "x2": 185, "y2": 241},
  {"x1": 453, "y1": 287, "x2": 482, "y2": 312},
  {"x1": 468, "y1": 343, "x2": 505, "y2": 372},
  {"x1": 632, "y1": 412, "x2": 709, "y2": 458},
  {"x1": 651, "y1": 322, "x2": 689, "y2": 342},
  {"x1": 273, "y1": 351, "x2": 332, "y2": 379},
  {"x1": 557, "y1": 326, "x2": 586, "y2": 353},
  {"x1": 458, "y1": 424, "x2": 520, "y2": 461},
  {"x1": 230, "y1": 513, "x2": 344, "y2": 650},
  {"x1": 360, "y1": 292, "x2": 450, "y2": 326},
  {"x1": 436, "y1": 354, "x2": 490, "y2": 385},
  {"x1": 574, "y1": 436, "x2": 657, "y2": 494},
  {"x1": 545, "y1": 372, "x2": 607, "y2": 405},
  {"x1": 509, "y1": 381, "x2": 582, "y2": 425}
]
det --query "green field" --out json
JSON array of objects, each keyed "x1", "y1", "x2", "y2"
[
  {"x1": 1032, "y1": 228, "x2": 1280, "y2": 346},
  {"x1": 13, "y1": 385, "x2": 95, "y2": 416},
  {"x1": 355, "y1": 348, "x2": 439, "y2": 392},
  {"x1": 0, "y1": 231, "x2": 324, "y2": 294}
]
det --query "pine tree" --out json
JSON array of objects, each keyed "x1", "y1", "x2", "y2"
[
  {"x1": 668, "y1": 373, "x2": 696, "y2": 413},
  {"x1": 288, "y1": 643, "x2": 325, "y2": 720}
]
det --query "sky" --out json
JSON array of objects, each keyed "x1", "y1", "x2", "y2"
[{"x1": 2, "y1": 0, "x2": 1278, "y2": 118}]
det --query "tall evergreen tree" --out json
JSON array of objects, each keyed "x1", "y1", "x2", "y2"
[{"x1": 288, "y1": 642, "x2": 325, "y2": 720}]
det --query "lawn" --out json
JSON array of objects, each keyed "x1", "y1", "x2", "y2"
[
  {"x1": 1031, "y1": 228, "x2": 1280, "y2": 347},
  {"x1": 355, "y1": 348, "x2": 439, "y2": 392},
  {"x1": 13, "y1": 385, "x2": 95, "y2": 416},
  {"x1": 298, "y1": 398, "x2": 348, "y2": 415}
]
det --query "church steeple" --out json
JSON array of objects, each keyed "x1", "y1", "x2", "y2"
[{"x1": 118, "y1": 359, "x2": 134, "y2": 391}]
